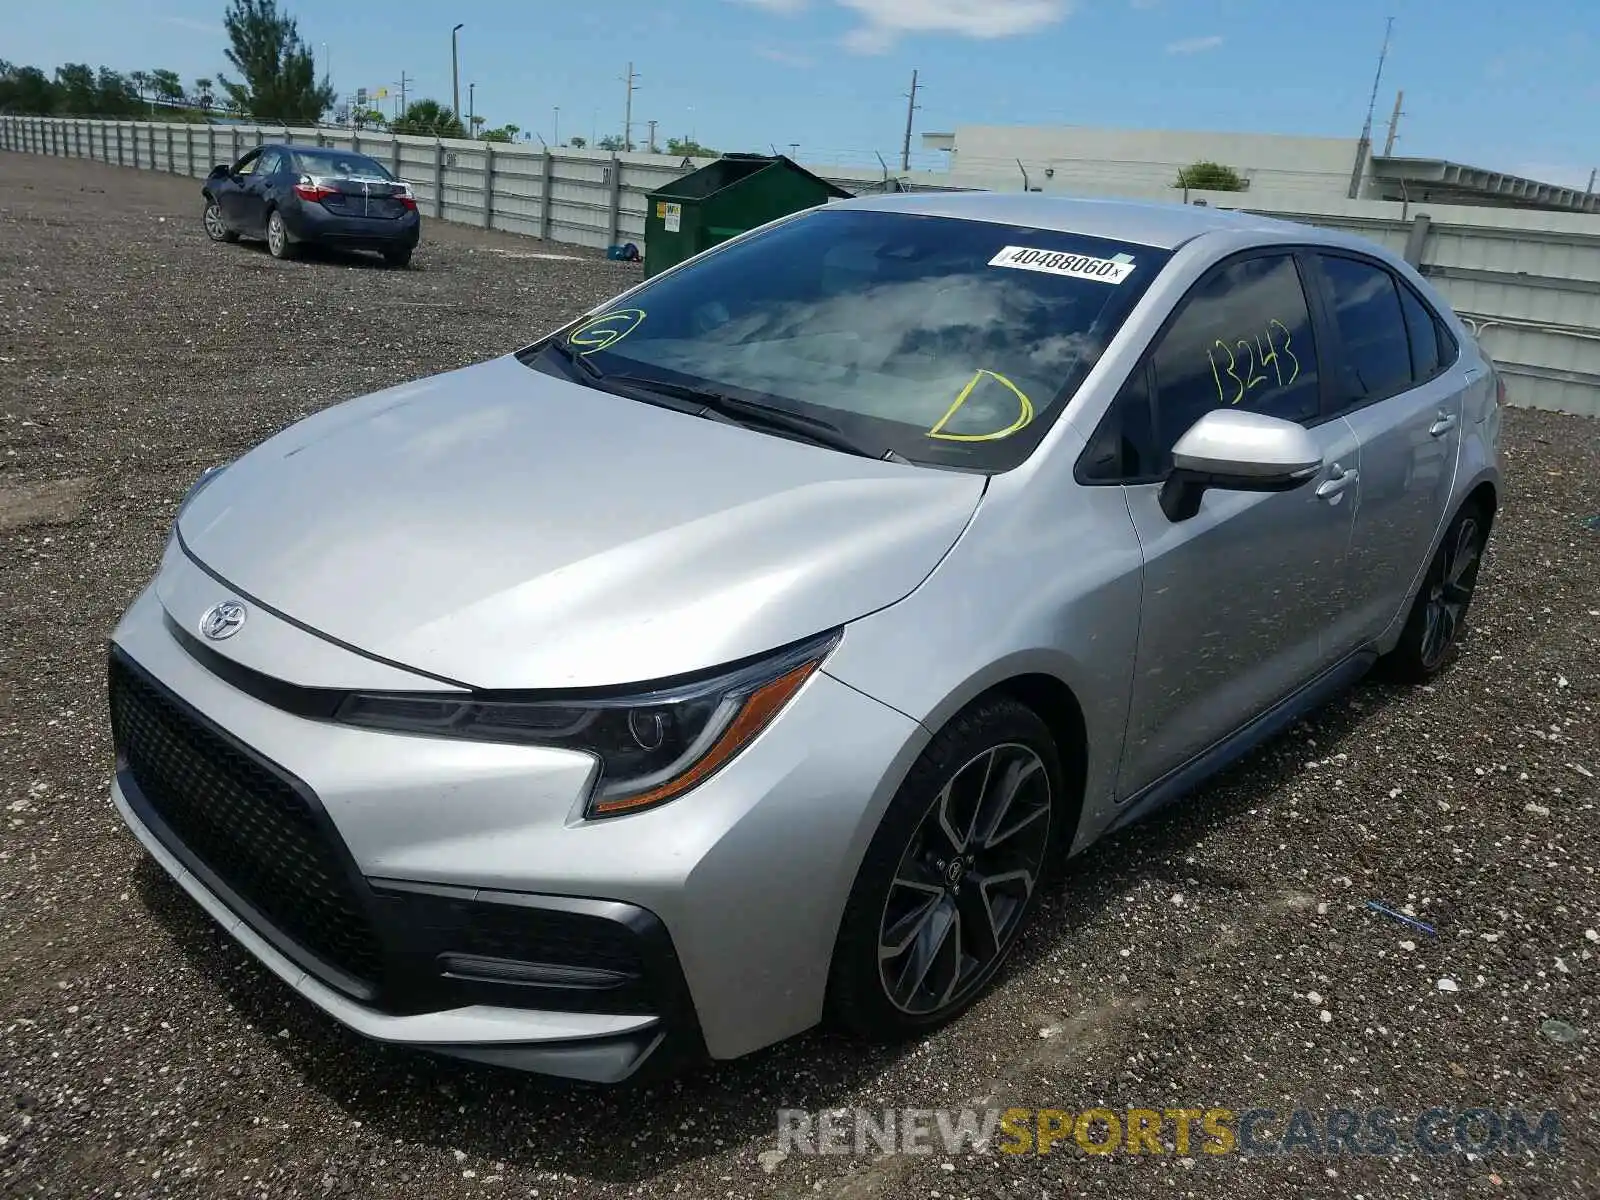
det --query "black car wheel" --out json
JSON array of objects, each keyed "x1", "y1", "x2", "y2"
[
  {"x1": 202, "y1": 198, "x2": 238, "y2": 243},
  {"x1": 827, "y1": 695, "x2": 1063, "y2": 1040},
  {"x1": 383, "y1": 247, "x2": 414, "y2": 269},
  {"x1": 1380, "y1": 501, "x2": 1488, "y2": 683},
  {"x1": 266, "y1": 210, "x2": 294, "y2": 260}
]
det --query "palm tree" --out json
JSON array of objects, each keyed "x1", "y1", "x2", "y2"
[
  {"x1": 194, "y1": 76, "x2": 215, "y2": 110},
  {"x1": 129, "y1": 70, "x2": 151, "y2": 115},
  {"x1": 393, "y1": 98, "x2": 464, "y2": 137}
]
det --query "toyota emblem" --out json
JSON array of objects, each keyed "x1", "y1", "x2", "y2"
[{"x1": 199, "y1": 601, "x2": 247, "y2": 641}]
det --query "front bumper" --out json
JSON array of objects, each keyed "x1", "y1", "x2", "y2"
[{"x1": 109, "y1": 572, "x2": 927, "y2": 1076}]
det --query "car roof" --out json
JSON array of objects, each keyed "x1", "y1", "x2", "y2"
[{"x1": 832, "y1": 190, "x2": 1312, "y2": 251}]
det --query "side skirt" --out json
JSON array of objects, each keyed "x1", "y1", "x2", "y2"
[{"x1": 1105, "y1": 648, "x2": 1379, "y2": 836}]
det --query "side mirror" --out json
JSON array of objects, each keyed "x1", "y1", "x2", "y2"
[
  {"x1": 1159, "y1": 409, "x2": 1323, "y2": 522},
  {"x1": 209, "y1": 163, "x2": 232, "y2": 178}
]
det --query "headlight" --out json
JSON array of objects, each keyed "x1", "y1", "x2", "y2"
[{"x1": 335, "y1": 630, "x2": 840, "y2": 818}]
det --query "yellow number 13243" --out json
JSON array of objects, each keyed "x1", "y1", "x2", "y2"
[{"x1": 1207, "y1": 319, "x2": 1301, "y2": 405}]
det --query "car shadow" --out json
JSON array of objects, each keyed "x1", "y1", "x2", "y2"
[
  {"x1": 133, "y1": 673, "x2": 1410, "y2": 1184},
  {"x1": 243, "y1": 238, "x2": 409, "y2": 271}
]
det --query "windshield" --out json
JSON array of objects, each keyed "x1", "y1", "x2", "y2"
[
  {"x1": 531, "y1": 208, "x2": 1168, "y2": 469},
  {"x1": 290, "y1": 150, "x2": 394, "y2": 180}
]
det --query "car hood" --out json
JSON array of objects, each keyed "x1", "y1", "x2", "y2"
[{"x1": 176, "y1": 354, "x2": 986, "y2": 689}]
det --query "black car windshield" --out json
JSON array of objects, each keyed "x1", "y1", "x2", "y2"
[
  {"x1": 290, "y1": 149, "x2": 394, "y2": 180},
  {"x1": 532, "y1": 208, "x2": 1169, "y2": 470}
]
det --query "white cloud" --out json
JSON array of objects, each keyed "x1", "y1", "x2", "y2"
[
  {"x1": 1165, "y1": 34, "x2": 1224, "y2": 54},
  {"x1": 730, "y1": 0, "x2": 1074, "y2": 53},
  {"x1": 840, "y1": 0, "x2": 1074, "y2": 53}
]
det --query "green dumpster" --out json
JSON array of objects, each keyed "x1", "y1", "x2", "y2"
[{"x1": 643, "y1": 154, "x2": 853, "y2": 278}]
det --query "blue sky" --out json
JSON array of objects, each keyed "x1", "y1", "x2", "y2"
[{"x1": 10, "y1": 0, "x2": 1597, "y2": 183}]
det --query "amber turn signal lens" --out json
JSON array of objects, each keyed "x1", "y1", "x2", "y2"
[{"x1": 588, "y1": 658, "x2": 822, "y2": 816}]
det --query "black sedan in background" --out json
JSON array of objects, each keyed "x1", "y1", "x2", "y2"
[{"x1": 202, "y1": 144, "x2": 422, "y2": 267}]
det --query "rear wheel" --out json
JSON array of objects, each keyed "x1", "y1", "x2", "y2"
[
  {"x1": 383, "y1": 247, "x2": 413, "y2": 268},
  {"x1": 1380, "y1": 502, "x2": 1488, "y2": 682},
  {"x1": 827, "y1": 696, "x2": 1063, "y2": 1040},
  {"x1": 202, "y1": 197, "x2": 237, "y2": 243},
  {"x1": 266, "y1": 209, "x2": 294, "y2": 260}
]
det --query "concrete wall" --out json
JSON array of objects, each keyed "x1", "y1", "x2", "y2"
[
  {"x1": 939, "y1": 123, "x2": 1367, "y2": 200},
  {"x1": 3, "y1": 114, "x2": 1596, "y2": 417}
]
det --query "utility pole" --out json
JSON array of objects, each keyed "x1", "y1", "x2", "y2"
[
  {"x1": 621, "y1": 61, "x2": 640, "y2": 150},
  {"x1": 451, "y1": 23, "x2": 464, "y2": 125},
  {"x1": 468, "y1": 82, "x2": 476, "y2": 137},
  {"x1": 396, "y1": 71, "x2": 411, "y2": 121},
  {"x1": 900, "y1": 68, "x2": 920, "y2": 173},
  {"x1": 647, "y1": 119, "x2": 658, "y2": 154},
  {"x1": 1585, "y1": 168, "x2": 1597, "y2": 212},
  {"x1": 1348, "y1": 16, "x2": 1393, "y2": 199},
  {"x1": 1382, "y1": 89, "x2": 1405, "y2": 157},
  {"x1": 553, "y1": 106, "x2": 560, "y2": 147}
]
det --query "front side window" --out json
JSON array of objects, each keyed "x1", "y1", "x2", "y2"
[
  {"x1": 1318, "y1": 254, "x2": 1413, "y2": 405},
  {"x1": 232, "y1": 150, "x2": 261, "y2": 176},
  {"x1": 255, "y1": 149, "x2": 283, "y2": 176},
  {"x1": 1147, "y1": 254, "x2": 1321, "y2": 466},
  {"x1": 528, "y1": 208, "x2": 1170, "y2": 470}
]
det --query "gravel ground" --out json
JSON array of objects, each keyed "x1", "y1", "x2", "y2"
[{"x1": 1, "y1": 152, "x2": 1597, "y2": 1200}]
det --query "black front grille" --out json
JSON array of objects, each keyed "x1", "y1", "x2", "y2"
[{"x1": 109, "y1": 655, "x2": 384, "y2": 991}]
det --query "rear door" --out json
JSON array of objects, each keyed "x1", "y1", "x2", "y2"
[
  {"x1": 1310, "y1": 253, "x2": 1464, "y2": 644},
  {"x1": 1083, "y1": 250, "x2": 1362, "y2": 799}
]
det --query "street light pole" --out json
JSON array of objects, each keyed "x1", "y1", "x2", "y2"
[
  {"x1": 553, "y1": 106, "x2": 560, "y2": 147},
  {"x1": 468, "y1": 82, "x2": 476, "y2": 137},
  {"x1": 451, "y1": 23, "x2": 464, "y2": 128}
]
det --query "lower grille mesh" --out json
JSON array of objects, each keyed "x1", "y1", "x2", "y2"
[{"x1": 109, "y1": 656, "x2": 384, "y2": 989}]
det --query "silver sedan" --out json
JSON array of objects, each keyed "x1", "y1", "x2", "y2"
[{"x1": 107, "y1": 192, "x2": 1501, "y2": 1082}]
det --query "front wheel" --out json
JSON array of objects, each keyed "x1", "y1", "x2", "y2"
[
  {"x1": 265, "y1": 209, "x2": 294, "y2": 260},
  {"x1": 202, "y1": 198, "x2": 238, "y2": 243},
  {"x1": 826, "y1": 695, "x2": 1063, "y2": 1040},
  {"x1": 1380, "y1": 502, "x2": 1488, "y2": 682}
]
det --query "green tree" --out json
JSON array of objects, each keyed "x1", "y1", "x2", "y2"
[
  {"x1": 352, "y1": 107, "x2": 387, "y2": 130},
  {"x1": 193, "y1": 77, "x2": 216, "y2": 110},
  {"x1": 392, "y1": 99, "x2": 464, "y2": 137},
  {"x1": 567, "y1": 135, "x2": 586, "y2": 149},
  {"x1": 96, "y1": 68, "x2": 140, "y2": 115},
  {"x1": 150, "y1": 68, "x2": 184, "y2": 106},
  {"x1": 479, "y1": 123, "x2": 520, "y2": 143},
  {"x1": 218, "y1": 0, "x2": 335, "y2": 123},
  {"x1": 596, "y1": 134, "x2": 625, "y2": 151},
  {"x1": 0, "y1": 65, "x2": 57, "y2": 114},
  {"x1": 54, "y1": 63, "x2": 98, "y2": 113},
  {"x1": 128, "y1": 69, "x2": 151, "y2": 112},
  {"x1": 1175, "y1": 160, "x2": 1246, "y2": 192},
  {"x1": 666, "y1": 136, "x2": 715, "y2": 157}
]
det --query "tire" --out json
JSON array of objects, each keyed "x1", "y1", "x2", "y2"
[
  {"x1": 1379, "y1": 501, "x2": 1488, "y2": 683},
  {"x1": 202, "y1": 196, "x2": 238, "y2": 243},
  {"x1": 383, "y1": 247, "x2": 413, "y2": 268},
  {"x1": 265, "y1": 209, "x2": 294, "y2": 260},
  {"x1": 826, "y1": 695, "x2": 1065, "y2": 1041}
]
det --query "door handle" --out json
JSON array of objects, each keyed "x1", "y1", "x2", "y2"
[
  {"x1": 1315, "y1": 465, "x2": 1358, "y2": 500},
  {"x1": 1429, "y1": 413, "x2": 1458, "y2": 437}
]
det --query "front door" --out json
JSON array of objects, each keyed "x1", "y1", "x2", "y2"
[
  {"x1": 220, "y1": 149, "x2": 261, "y2": 226},
  {"x1": 238, "y1": 148, "x2": 282, "y2": 235},
  {"x1": 1312, "y1": 253, "x2": 1465, "y2": 642},
  {"x1": 1113, "y1": 251, "x2": 1360, "y2": 798}
]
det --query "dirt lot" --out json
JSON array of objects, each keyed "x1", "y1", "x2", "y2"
[{"x1": 1, "y1": 152, "x2": 1597, "y2": 1200}]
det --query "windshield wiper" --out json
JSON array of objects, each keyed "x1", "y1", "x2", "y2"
[
  {"x1": 543, "y1": 337, "x2": 605, "y2": 382},
  {"x1": 599, "y1": 373, "x2": 893, "y2": 461}
]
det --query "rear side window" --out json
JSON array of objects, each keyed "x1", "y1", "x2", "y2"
[
  {"x1": 1318, "y1": 255, "x2": 1412, "y2": 404},
  {"x1": 1398, "y1": 282, "x2": 1441, "y2": 381},
  {"x1": 1146, "y1": 254, "x2": 1322, "y2": 465}
]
